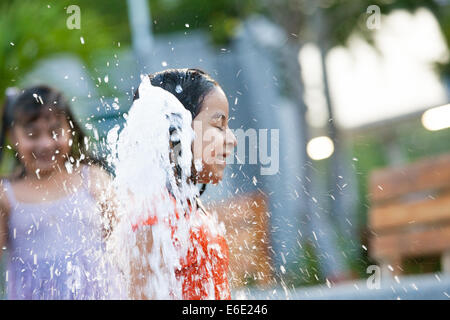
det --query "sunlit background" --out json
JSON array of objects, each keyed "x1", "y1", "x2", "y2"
[{"x1": 1, "y1": 0, "x2": 450, "y2": 299}]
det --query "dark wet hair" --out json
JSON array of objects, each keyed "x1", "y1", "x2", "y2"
[
  {"x1": 133, "y1": 68, "x2": 220, "y2": 196},
  {"x1": 0, "y1": 85, "x2": 93, "y2": 178},
  {"x1": 134, "y1": 68, "x2": 219, "y2": 120}
]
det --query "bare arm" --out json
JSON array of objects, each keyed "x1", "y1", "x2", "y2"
[
  {"x1": 130, "y1": 226, "x2": 155, "y2": 299},
  {"x1": 0, "y1": 189, "x2": 10, "y2": 261},
  {"x1": 87, "y1": 165, "x2": 156, "y2": 299},
  {"x1": 87, "y1": 165, "x2": 118, "y2": 240}
]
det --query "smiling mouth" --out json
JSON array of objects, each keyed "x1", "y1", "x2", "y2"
[
  {"x1": 34, "y1": 152, "x2": 57, "y2": 161},
  {"x1": 216, "y1": 153, "x2": 230, "y2": 163}
]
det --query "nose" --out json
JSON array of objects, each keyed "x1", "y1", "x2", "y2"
[
  {"x1": 37, "y1": 133, "x2": 55, "y2": 151},
  {"x1": 226, "y1": 128, "x2": 237, "y2": 149}
]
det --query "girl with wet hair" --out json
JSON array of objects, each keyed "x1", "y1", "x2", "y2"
[{"x1": 129, "y1": 68, "x2": 237, "y2": 299}]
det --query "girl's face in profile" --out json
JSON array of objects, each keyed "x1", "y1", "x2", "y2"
[
  {"x1": 10, "y1": 111, "x2": 73, "y2": 176},
  {"x1": 192, "y1": 86, "x2": 237, "y2": 184}
]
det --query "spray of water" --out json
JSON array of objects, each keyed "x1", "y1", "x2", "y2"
[{"x1": 105, "y1": 75, "x2": 199, "y2": 299}]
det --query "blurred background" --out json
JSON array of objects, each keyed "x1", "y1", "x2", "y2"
[{"x1": 1, "y1": 0, "x2": 450, "y2": 299}]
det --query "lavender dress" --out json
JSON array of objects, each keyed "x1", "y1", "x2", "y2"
[{"x1": 2, "y1": 166, "x2": 113, "y2": 300}]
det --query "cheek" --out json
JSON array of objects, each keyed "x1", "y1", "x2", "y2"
[
  {"x1": 199, "y1": 131, "x2": 227, "y2": 183},
  {"x1": 56, "y1": 136, "x2": 72, "y2": 153},
  {"x1": 15, "y1": 145, "x2": 31, "y2": 160},
  {"x1": 14, "y1": 140, "x2": 37, "y2": 166},
  {"x1": 192, "y1": 134, "x2": 203, "y2": 162},
  {"x1": 201, "y1": 128, "x2": 225, "y2": 162},
  {"x1": 192, "y1": 120, "x2": 203, "y2": 161},
  {"x1": 13, "y1": 136, "x2": 34, "y2": 157}
]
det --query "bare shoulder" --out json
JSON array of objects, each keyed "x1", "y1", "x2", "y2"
[
  {"x1": 88, "y1": 164, "x2": 112, "y2": 183},
  {"x1": 0, "y1": 179, "x2": 11, "y2": 217}
]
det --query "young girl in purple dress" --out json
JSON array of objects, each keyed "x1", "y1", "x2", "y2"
[{"x1": 0, "y1": 85, "x2": 115, "y2": 299}]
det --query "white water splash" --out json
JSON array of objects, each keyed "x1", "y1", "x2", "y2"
[{"x1": 105, "y1": 76, "x2": 199, "y2": 299}]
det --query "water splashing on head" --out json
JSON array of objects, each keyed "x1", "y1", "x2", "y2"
[
  {"x1": 106, "y1": 69, "x2": 236, "y2": 300},
  {"x1": 106, "y1": 75, "x2": 197, "y2": 299}
]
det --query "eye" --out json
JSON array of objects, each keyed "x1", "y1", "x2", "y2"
[
  {"x1": 211, "y1": 113, "x2": 227, "y2": 132},
  {"x1": 23, "y1": 127, "x2": 38, "y2": 139},
  {"x1": 51, "y1": 130, "x2": 59, "y2": 140},
  {"x1": 27, "y1": 132, "x2": 37, "y2": 139}
]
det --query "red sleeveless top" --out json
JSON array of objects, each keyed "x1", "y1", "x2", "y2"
[{"x1": 132, "y1": 197, "x2": 231, "y2": 300}]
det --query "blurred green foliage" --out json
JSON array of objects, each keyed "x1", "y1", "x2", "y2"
[
  {"x1": 0, "y1": 0, "x2": 263, "y2": 107},
  {"x1": 149, "y1": 0, "x2": 261, "y2": 44},
  {"x1": 1, "y1": 0, "x2": 449, "y2": 104},
  {"x1": 0, "y1": 0, "x2": 130, "y2": 106}
]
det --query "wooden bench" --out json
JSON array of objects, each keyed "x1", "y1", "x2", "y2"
[
  {"x1": 368, "y1": 153, "x2": 450, "y2": 276},
  {"x1": 205, "y1": 193, "x2": 274, "y2": 288}
]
